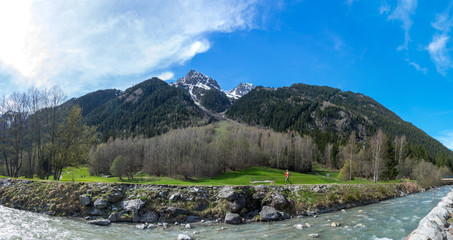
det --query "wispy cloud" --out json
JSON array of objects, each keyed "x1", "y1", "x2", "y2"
[
  {"x1": 0, "y1": 0, "x2": 259, "y2": 97},
  {"x1": 427, "y1": 6, "x2": 453, "y2": 75},
  {"x1": 386, "y1": 0, "x2": 417, "y2": 51},
  {"x1": 406, "y1": 59, "x2": 427, "y2": 74},
  {"x1": 427, "y1": 34, "x2": 451, "y2": 75},
  {"x1": 437, "y1": 130, "x2": 453, "y2": 150}
]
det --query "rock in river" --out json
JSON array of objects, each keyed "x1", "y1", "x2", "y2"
[
  {"x1": 88, "y1": 219, "x2": 111, "y2": 226},
  {"x1": 225, "y1": 213, "x2": 242, "y2": 224},
  {"x1": 260, "y1": 206, "x2": 280, "y2": 221}
]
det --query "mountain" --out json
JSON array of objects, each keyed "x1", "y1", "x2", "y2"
[
  {"x1": 226, "y1": 82, "x2": 255, "y2": 100},
  {"x1": 62, "y1": 89, "x2": 122, "y2": 117},
  {"x1": 172, "y1": 70, "x2": 254, "y2": 113},
  {"x1": 226, "y1": 84, "x2": 453, "y2": 160},
  {"x1": 60, "y1": 71, "x2": 452, "y2": 161},
  {"x1": 75, "y1": 77, "x2": 210, "y2": 139}
]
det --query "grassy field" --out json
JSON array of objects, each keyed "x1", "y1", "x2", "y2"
[
  {"x1": 3, "y1": 164, "x2": 402, "y2": 185},
  {"x1": 51, "y1": 165, "x2": 368, "y2": 185},
  {"x1": 55, "y1": 165, "x2": 343, "y2": 185}
]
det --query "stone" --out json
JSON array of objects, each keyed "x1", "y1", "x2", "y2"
[
  {"x1": 163, "y1": 222, "x2": 168, "y2": 229},
  {"x1": 138, "y1": 210, "x2": 159, "y2": 223},
  {"x1": 80, "y1": 195, "x2": 91, "y2": 206},
  {"x1": 354, "y1": 223, "x2": 365, "y2": 228},
  {"x1": 294, "y1": 224, "x2": 305, "y2": 229},
  {"x1": 135, "y1": 224, "x2": 147, "y2": 229},
  {"x1": 279, "y1": 211, "x2": 291, "y2": 220},
  {"x1": 357, "y1": 210, "x2": 363, "y2": 214},
  {"x1": 185, "y1": 223, "x2": 192, "y2": 229},
  {"x1": 228, "y1": 197, "x2": 246, "y2": 213},
  {"x1": 224, "y1": 213, "x2": 242, "y2": 224},
  {"x1": 186, "y1": 215, "x2": 201, "y2": 223},
  {"x1": 308, "y1": 233, "x2": 319, "y2": 238},
  {"x1": 120, "y1": 199, "x2": 145, "y2": 211},
  {"x1": 269, "y1": 193, "x2": 288, "y2": 209},
  {"x1": 93, "y1": 198, "x2": 108, "y2": 209},
  {"x1": 88, "y1": 219, "x2": 111, "y2": 226},
  {"x1": 107, "y1": 191, "x2": 125, "y2": 203},
  {"x1": 218, "y1": 186, "x2": 238, "y2": 201},
  {"x1": 86, "y1": 207, "x2": 102, "y2": 216},
  {"x1": 177, "y1": 234, "x2": 193, "y2": 240},
  {"x1": 169, "y1": 192, "x2": 184, "y2": 202},
  {"x1": 108, "y1": 213, "x2": 117, "y2": 222},
  {"x1": 331, "y1": 222, "x2": 340, "y2": 227},
  {"x1": 260, "y1": 206, "x2": 280, "y2": 221},
  {"x1": 305, "y1": 223, "x2": 312, "y2": 228}
]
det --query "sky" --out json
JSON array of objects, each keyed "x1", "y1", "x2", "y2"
[{"x1": 0, "y1": 0, "x2": 453, "y2": 150}]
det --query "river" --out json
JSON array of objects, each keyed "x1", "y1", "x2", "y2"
[{"x1": 0, "y1": 185, "x2": 452, "y2": 240}]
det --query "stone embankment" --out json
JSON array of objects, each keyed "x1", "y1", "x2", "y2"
[
  {"x1": 406, "y1": 189, "x2": 453, "y2": 240},
  {"x1": 0, "y1": 178, "x2": 421, "y2": 227}
]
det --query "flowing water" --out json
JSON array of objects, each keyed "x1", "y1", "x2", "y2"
[{"x1": 1, "y1": 185, "x2": 452, "y2": 240}]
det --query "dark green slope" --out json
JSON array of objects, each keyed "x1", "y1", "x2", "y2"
[
  {"x1": 83, "y1": 78, "x2": 210, "y2": 138},
  {"x1": 63, "y1": 89, "x2": 121, "y2": 117},
  {"x1": 226, "y1": 83, "x2": 453, "y2": 159}
]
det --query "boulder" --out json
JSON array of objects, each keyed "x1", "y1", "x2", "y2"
[
  {"x1": 108, "y1": 213, "x2": 117, "y2": 222},
  {"x1": 169, "y1": 192, "x2": 184, "y2": 202},
  {"x1": 186, "y1": 215, "x2": 201, "y2": 223},
  {"x1": 279, "y1": 211, "x2": 291, "y2": 220},
  {"x1": 330, "y1": 222, "x2": 340, "y2": 227},
  {"x1": 185, "y1": 223, "x2": 192, "y2": 229},
  {"x1": 88, "y1": 219, "x2": 111, "y2": 226},
  {"x1": 86, "y1": 207, "x2": 102, "y2": 216},
  {"x1": 177, "y1": 234, "x2": 193, "y2": 240},
  {"x1": 260, "y1": 206, "x2": 280, "y2": 221},
  {"x1": 120, "y1": 199, "x2": 145, "y2": 211},
  {"x1": 94, "y1": 199, "x2": 108, "y2": 209},
  {"x1": 107, "y1": 191, "x2": 125, "y2": 203},
  {"x1": 79, "y1": 195, "x2": 91, "y2": 206},
  {"x1": 224, "y1": 213, "x2": 242, "y2": 224},
  {"x1": 308, "y1": 233, "x2": 319, "y2": 238},
  {"x1": 135, "y1": 224, "x2": 147, "y2": 229},
  {"x1": 218, "y1": 186, "x2": 238, "y2": 201},
  {"x1": 228, "y1": 197, "x2": 246, "y2": 213},
  {"x1": 138, "y1": 210, "x2": 159, "y2": 223},
  {"x1": 294, "y1": 224, "x2": 305, "y2": 229}
]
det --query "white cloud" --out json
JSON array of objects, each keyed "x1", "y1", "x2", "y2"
[
  {"x1": 387, "y1": 0, "x2": 417, "y2": 51},
  {"x1": 0, "y1": 0, "x2": 258, "y2": 97},
  {"x1": 427, "y1": 8, "x2": 453, "y2": 75},
  {"x1": 407, "y1": 61, "x2": 428, "y2": 74},
  {"x1": 157, "y1": 72, "x2": 175, "y2": 81},
  {"x1": 427, "y1": 34, "x2": 451, "y2": 75},
  {"x1": 437, "y1": 130, "x2": 453, "y2": 150}
]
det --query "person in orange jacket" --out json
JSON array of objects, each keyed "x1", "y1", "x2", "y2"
[{"x1": 285, "y1": 169, "x2": 292, "y2": 185}]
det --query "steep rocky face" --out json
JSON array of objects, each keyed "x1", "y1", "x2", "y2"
[
  {"x1": 174, "y1": 70, "x2": 222, "y2": 104},
  {"x1": 174, "y1": 70, "x2": 231, "y2": 113},
  {"x1": 226, "y1": 82, "x2": 254, "y2": 100}
]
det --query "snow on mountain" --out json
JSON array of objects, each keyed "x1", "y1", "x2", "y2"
[
  {"x1": 173, "y1": 70, "x2": 221, "y2": 105},
  {"x1": 226, "y1": 82, "x2": 255, "y2": 100},
  {"x1": 172, "y1": 70, "x2": 255, "y2": 111}
]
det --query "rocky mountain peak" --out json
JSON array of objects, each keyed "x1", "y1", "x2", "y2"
[
  {"x1": 226, "y1": 82, "x2": 255, "y2": 99},
  {"x1": 176, "y1": 70, "x2": 221, "y2": 90}
]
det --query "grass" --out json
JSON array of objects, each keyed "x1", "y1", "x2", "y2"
[
  {"x1": 3, "y1": 164, "x2": 391, "y2": 186},
  {"x1": 55, "y1": 165, "x2": 348, "y2": 185}
]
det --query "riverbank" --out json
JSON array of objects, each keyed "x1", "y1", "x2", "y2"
[{"x1": 0, "y1": 178, "x2": 421, "y2": 226}]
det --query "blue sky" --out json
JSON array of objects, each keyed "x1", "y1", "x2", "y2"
[{"x1": 0, "y1": 0, "x2": 453, "y2": 149}]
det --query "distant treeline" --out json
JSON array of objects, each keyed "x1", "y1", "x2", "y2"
[
  {"x1": 88, "y1": 122, "x2": 451, "y2": 187},
  {"x1": 89, "y1": 123, "x2": 314, "y2": 179}
]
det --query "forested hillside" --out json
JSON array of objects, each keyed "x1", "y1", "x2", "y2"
[
  {"x1": 226, "y1": 84, "x2": 453, "y2": 162},
  {"x1": 80, "y1": 78, "x2": 211, "y2": 139}
]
